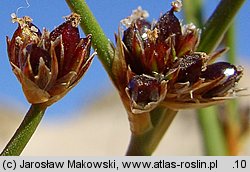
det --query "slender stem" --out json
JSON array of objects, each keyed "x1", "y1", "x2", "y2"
[
  {"x1": 225, "y1": 24, "x2": 240, "y2": 155},
  {"x1": 197, "y1": 0, "x2": 246, "y2": 155},
  {"x1": 183, "y1": 0, "x2": 229, "y2": 156},
  {"x1": 226, "y1": 24, "x2": 236, "y2": 64},
  {"x1": 0, "y1": 104, "x2": 46, "y2": 156},
  {"x1": 184, "y1": 0, "x2": 245, "y2": 156},
  {"x1": 197, "y1": 108, "x2": 228, "y2": 155},
  {"x1": 198, "y1": 107, "x2": 228, "y2": 155},
  {"x1": 197, "y1": 0, "x2": 246, "y2": 53},
  {"x1": 126, "y1": 108, "x2": 177, "y2": 156},
  {"x1": 65, "y1": 0, "x2": 114, "y2": 78},
  {"x1": 183, "y1": 0, "x2": 203, "y2": 27}
]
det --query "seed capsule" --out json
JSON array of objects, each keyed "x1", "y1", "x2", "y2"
[
  {"x1": 176, "y1": 54, "x2": 203, "y2": 84},
  {"x1": 201, "y1": 62, "x2": 243, "y2": 98},
  {"x1": 127, "y1": 75, "x2": 161, "y2": 107},
  {"x1": 154, "y1": 9, "x2": 181, "y2": 42}
]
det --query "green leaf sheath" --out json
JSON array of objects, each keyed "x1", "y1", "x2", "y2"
[
  {"x1": 1, "y1": 104, "x2": 46, "y2": 156},
  {"x1": 65, "y1": 0, "x2": 115, "y2": 78}
]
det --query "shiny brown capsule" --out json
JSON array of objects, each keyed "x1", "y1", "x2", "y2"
[
  {"x1": 201, "y1": 62, "x2": 243, "y2": 98},
  {"x1": 126, "y1": 74, "x2": 167, "y2": 113},
  {"x1": 176, "y1": 54, "x2": 203, "y2": 84},
  {"x1": 127, "y1": 75, "x2": 161, "y2": 107}
]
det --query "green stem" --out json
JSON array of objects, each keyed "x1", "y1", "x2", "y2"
[
  {"x1": 225, "y1": 24, "x2": 238, "y2": 124},
  {"x1": 65, "y1": 0, "x2": 114, "y2": 78},
  {"x1": 197, "y1": 0, "x2": 246, "y2": 155},
  {"x1": 197, "y1": 0, "x2": 246, "y2": 53},
  {"x1": 183, "y1": 0, "x2": 203, "y2": 27},
  {"x1": 183, "y1": 0, "x2": 229, "y2": 156},
  {"x1": 226, "y1": 24, "x2": 236, "y2": 64},
  {"x1": 126, "y1": 108, "x2": 177, "y2": 155},
  {"x1": 0, "y1": 104, "x2": 46, "y2": 156},
  {"x1": 225, "y1": 24, "x2": 240, "y2": 155},
  {"x1": 184, "y1": 0, "x2": 245, "y2": 156},
  {"x1": 198, "y1": 107, "x2": 228, "y2": 155}
]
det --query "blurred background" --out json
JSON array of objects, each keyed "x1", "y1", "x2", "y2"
[{"x1": 0, "y1": 0, "x2": 249, "y2": 155}]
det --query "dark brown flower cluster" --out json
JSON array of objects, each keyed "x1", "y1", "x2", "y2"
[
  {"x1": 113, "y1": 1, "x2": 243, "y2": 114},
  {"x1": 7, "y1": 13, "x2": 95, "y2": 106}
]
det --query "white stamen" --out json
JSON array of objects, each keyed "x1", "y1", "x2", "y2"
[
  {"x1": 121, "y1": 6, "x2": 149, "y2": 28},
  {"x1": 181, "y1": 23, "x2": 197, "y2": 35},
  {"x1": 141, "y1": 32, "x2": 148, "y2": 40},
  {"x1": 31, "y1": 26, "x2": 38, "y2": 32},
  {"x1": 171, "y1": 0, "x2": 182, "y2": 12},
  {"x1": 15, "y1": 36, "x2": 23, "y2": 45}
]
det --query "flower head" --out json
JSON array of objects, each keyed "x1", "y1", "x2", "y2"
[
  {"x1": 7, "y1": 13, "x2": 95, "y2": 106},
  {"x1": 113, "y1": 0, "x2": 243, "y2": 113}
]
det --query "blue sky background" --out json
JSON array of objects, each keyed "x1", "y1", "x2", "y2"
[{"x1": 0, "y1": 0, "x2": 249, "y2": 121}]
